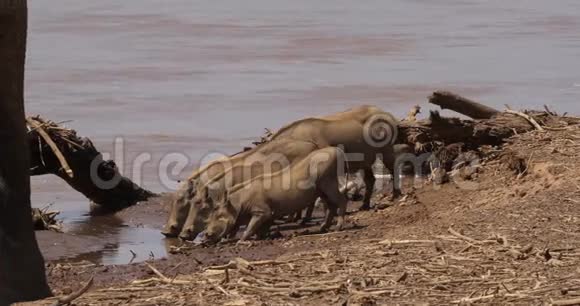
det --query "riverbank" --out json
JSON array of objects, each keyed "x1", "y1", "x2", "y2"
[{"x1": 24, "y1": 114, "x2": 580, "y2": 305}]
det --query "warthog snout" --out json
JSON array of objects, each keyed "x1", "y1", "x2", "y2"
[
  {"x1": 161, "y1": 224, "x2": 180, "y2": 238},
  {"x1": 178, "y1": 228, "x2": 197, "y2": 241}
]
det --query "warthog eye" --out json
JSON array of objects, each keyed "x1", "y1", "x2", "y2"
[{"x1": 192, "y1": 198, "x2": 203, "y2": 206}]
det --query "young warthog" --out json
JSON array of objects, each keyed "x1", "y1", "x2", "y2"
[
  {"x1": 178, "y1": 139, "x2": 320, "y2": 240},
  {"x1": 203, "y1": 147, "x2": 349, "y2": 244}
]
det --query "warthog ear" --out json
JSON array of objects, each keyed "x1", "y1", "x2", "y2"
[
  {"x1": 203, "y1": 186, "x2": 211, "y2": 200},
  {"x1": 185, "y1": 179, "x2": 196, "y2": 197}
]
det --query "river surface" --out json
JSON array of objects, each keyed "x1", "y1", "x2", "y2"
[{"x1": 25, "y1": 0, "x2": 580, "y2": 264}]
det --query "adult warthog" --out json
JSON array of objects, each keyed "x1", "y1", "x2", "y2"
[{"x1": 269, "y1": 108, "x2": 399, "y2": 210}]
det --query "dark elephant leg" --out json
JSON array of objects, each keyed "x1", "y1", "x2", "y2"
[{"x1": 0, "y1": 1, "x2": 52, "y2": 303}]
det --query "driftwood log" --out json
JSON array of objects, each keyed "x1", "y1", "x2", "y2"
[
  {"x1": 27, "y1": 116, "x2": 156, "y2": 215},
  {"x1": 428, "y1": 91, "x2": 499, "y2": 119}
]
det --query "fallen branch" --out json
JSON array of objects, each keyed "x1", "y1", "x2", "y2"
[
  {"x1": 31, "y1": 205, "x2": 62, "y2": 232},
  {"x1": 26, "y1": 116, "x2": 156, "y2": 214},
  {"x1": 429, "y1": 91, "x2": 500, "y2": 119},
  {"x1": 27, "y1": 118, "x2": 74, "y2": 178}
]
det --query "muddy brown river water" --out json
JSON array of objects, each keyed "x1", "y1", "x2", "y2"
[{"x1": 25, "y1": 0, "x2": 580, "y2": 265}]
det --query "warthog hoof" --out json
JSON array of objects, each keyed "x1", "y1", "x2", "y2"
[
  {"x1": 236, "y1": 240, "x2": 254, "y2": 247},
  {"x1": 179, "y1": 231, "x2": 196, "y2": 241},
  {"x1": 358, "y1": 203, "x2": 372, "y2": 211}
]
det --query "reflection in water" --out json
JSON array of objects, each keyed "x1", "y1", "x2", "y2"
[{"x1": 59, "y1": 215, "x2": 175, "y2": 265}]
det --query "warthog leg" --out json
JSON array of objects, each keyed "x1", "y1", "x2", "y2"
[
  {"x1": 359, "y1": 167, "x2": 376, "y2": 210},
  {"x1": 240, "y1": 209, "x2": 272, "y2": 241},
  {"x1": 318, "y1": 196, "x2": 336, "y2": 232},
  {"x1": 290, "y1": 210, "x2": 302, "y2": 223},
  {"x1": 323, "y1": 189, "x2": 348, "y2": 231},
  {"x1": 224, "y1": 221, "x2": 241, "y2": 239},
  {"x1": 256, "y1": 219, "x2": 274, "y2": 240},
  {"x1": 335, "y1": 201, "x2": 347, "y2": 231},
  {"x1": 300, "y1": 203, "x2": 315, "y2": 225}
]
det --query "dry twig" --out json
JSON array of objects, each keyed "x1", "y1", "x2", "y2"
[
  {"x1": 52, "y1": 275, "x2": 94, "y2": 306},
  {"x1": 505, "y1": 110, "x2": 545, "y2": 131}
]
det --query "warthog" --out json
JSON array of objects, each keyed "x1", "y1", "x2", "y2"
[
  {"x1": 203, "y1": 147, "x2": 349, "y2": 243},
  {"x1": 294, "y1": 143, "x2": 413, "y2": 223},
  {"x1": 276, "y1": 105, "x2": 385, "y2": 133},
  {"x1": 269, "y1": 109, "x2": 399, "y2": 210},
  {"x1": 177, "y1": 139, "x2": 321, "y2": 240}
]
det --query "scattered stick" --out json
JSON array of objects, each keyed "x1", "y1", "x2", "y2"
[
  {"x1": 505, "y1": 110, "x2": 545, "y2": 131},
  {"x1": 350, "y1": 288, "x2": 394, "y2": 296},
  {"x1": 214, "y1": 284, "x2": 230, "y2": 296},
  {"x1": 137, "y1": 262, "x2": 191, "y2": 285},
  {"x1": 447, "y1": 228, "x2": 478, "y2": 244},
  {"x1": 395, "y1": 271, "x2": 408, "y2": 283},
  {"x1": 238, "y1": 281, "x2": 342, "y2": 294},
  {"x1": 517, "y1": 151, "x2": 534, "y2": 179},
  {"x1": 378, "y1": 239, "x2": 436, "y2": 246},
  {"x1": 52, "y1": 275, "x2": 94, "y2": 306},
  {"x1": 551, "y1": 297, "x2": 580, "y2": 306},
  {"x1": 544, "y1": 105, "x2": 557, "y2": 116},
  {"x1": 453, "y1": 294, "x2": 496, "y2": 304},
  {"x1": 298, "y1": 231, "x2": 349, "y2": 238},
  {"x1": 551, "y1": 228, "x2": 580, "y2": 237},
  {"x1": 222, "y1": 268, "x2": 230, "y2": 285},
  {"x1": 208, "y1": 256, "x2": 322, "y2": 271}
]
